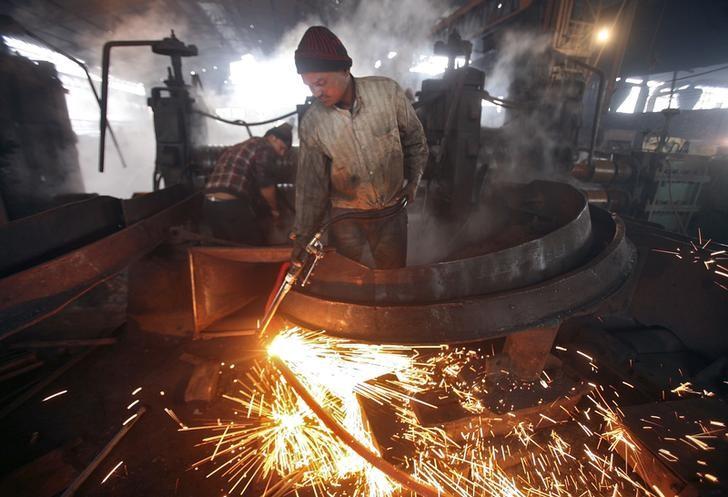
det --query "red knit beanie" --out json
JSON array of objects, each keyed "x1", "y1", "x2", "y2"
[{"x1": 295, "y1": 26, "x2": 352, "y2": 74}]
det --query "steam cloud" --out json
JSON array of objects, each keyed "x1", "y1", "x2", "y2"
[{"x1": 5, "y1": 0, "x2": 448, "y2": 198}]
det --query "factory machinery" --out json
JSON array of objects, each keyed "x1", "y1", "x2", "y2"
[{"x1": 0, "y1": 12, "x2": 727, "y2": 497}]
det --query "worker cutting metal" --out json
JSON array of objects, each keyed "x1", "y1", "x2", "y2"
[{"x1": 290, "y1": 26, "x2": 429, "y2": 269}]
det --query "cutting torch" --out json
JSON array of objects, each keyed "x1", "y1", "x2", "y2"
[{"x1": 258, "y1": 196, "x2": 407, "y2": 338}]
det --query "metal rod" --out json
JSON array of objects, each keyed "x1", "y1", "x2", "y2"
[
  {"x1": 0, "y1": 347, "x2": 95, "y2": 420},
  {"x1": 271, "y1": 356, "x2": 450, "y2": 497},
  {"x1": 99, "y1": 40, "x2": 158, "y2": 172},
  {"x1": 60, "y1": 406, "x2": 147, "y2": 497},
  {"x1": 552, "y1": 49, "x2": 605, "y2": 167},
  {"x1": 9, "y1": 338, "x2": 117, "y2": 349}
]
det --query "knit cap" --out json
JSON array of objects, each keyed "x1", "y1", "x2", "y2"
[{"x1": 294, "y1": 26, "x2": 352, "y2": 74}]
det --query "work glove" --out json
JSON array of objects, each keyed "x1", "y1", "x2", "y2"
[
  {"x1": 402, "y1": 182, "x2": 417, "y2": 203},
  {"x1": 289, "y1": 232, "x2": 308, "y2": 264}
]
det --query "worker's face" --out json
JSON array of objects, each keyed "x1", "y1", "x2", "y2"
[
  {"x1": 267, "y1": 135, "x2": 289, "y2": 157},
  {"x1": 301, "y1": 70, "x2": 350, "y2": 107}
]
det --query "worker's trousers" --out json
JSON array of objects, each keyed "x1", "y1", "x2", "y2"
[{"x1": 328, "y1": 208, "x2": 407, "y2": 269}]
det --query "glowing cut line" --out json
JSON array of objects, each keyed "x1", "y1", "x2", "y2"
[{"x1": 269, "y1": 355, "x2": 453, "y2": 497}]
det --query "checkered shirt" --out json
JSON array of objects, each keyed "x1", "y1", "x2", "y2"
[{"x1": 205, "y1": 137, "x2": 278, "y2": 214}]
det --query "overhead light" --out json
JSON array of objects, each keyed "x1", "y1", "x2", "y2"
[
  {"x1": 595, "y1": 27, "x2": 611, "y2": 44},
  {"x1": 387, "y1": 51, "x2": 397, "y2": 59},
  {"x1": 374, "y1": 59, "x2": 382, "y2": 69}
]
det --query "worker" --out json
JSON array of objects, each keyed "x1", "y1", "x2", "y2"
[
  {"x1": 291, "y1": 26, "x2": 428, "y2": 269},
  {"x1": 204, "y1": 123, "x2": 293, "y2": 245}
]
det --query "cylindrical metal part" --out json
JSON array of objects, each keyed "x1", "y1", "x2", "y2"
[
  {"x1": 585, "y1": 189, "x2": 609, "y2": 205},
  {"x1": 584, "y1": 188, "x2": 630, "y2": 211},
  {"x1": 591, "y1": 159, "x2": 618, "y2": 183},
  {"x1": 570, "y1": 161, "x2": 593, "y2": 181}
]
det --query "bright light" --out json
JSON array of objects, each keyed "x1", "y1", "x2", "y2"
[
  {"x1": 408, "y1": 55, "x2": 464, "y2": 76},
  {"x1": 693, "y1": 85, "x2": 728, "y2": 110},
  {"x1": 595, "y1": 27, "x2": 611, "y2": 44},
  {"x1": 616, "y1": 86, "x2": 641, "y2": 113},
  {"x1": 387, "y1": 51, "x2": 397, "y2": 59},
  {"x1": 225, "y1": 52, "x2": 308, "y2": 128},
  {"x1": 2, "y1": 36, "x2": 146, "y2": 138},
  {"x1": 374, "y1": 59, "x2": 382, "y2": 69},
  {"x1": 3, "y1": 37, "x2": 144, "y2": 96}
]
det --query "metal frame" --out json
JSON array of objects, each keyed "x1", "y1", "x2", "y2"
[
  {"x1": 0, "y1": 189, "x2": 201, "y2": 339},
  {"x1": 280, "y1": 207, "x2": 636, "y2": 344}
]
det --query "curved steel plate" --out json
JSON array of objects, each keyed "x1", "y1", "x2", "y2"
[
  {"x1": 280, "y1": 207, "x2": 636, "y2": 344},
  {"x1": 305, "y1": 181, "x2": 593, "y2": 304}
]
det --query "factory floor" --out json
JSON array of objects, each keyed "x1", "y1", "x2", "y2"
[
  {"x1": 0, "y1": 276, "x2": 266, "y2": 497},
  {"x1": 1, "y1": 268, "x2": 727, "y2": 497}
]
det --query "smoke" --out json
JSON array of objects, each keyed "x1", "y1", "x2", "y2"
[
  {"x1": 329, "y1": 0, "x2": 448, "y2": 89},
  {"x1": 480, "y1": 30, "x2": 581, "y2": 186},
  {"x1": 202, "y1": 0, "x2": 449, "y2": 145},
  {"x1": 16, "y1": 0, "x2": 446, "y2": 197}
]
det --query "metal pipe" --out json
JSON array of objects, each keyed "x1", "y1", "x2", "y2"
[
  {"x1": 551, "y1": 50, "x2": 605, "y2": 167},
  {"x1": 60, "y1": 406, "x2": 147, "y2": 496},
  {"x1": 99, "y1": 40, "x2": 159, "y2": 172}
]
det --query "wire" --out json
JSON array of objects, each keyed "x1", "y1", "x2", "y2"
[
  {"x1": 194, "y1": 109, "x2": 298, "y2": 128},
  {"x1": 667, "y1": 64, "x2": 728, "y2": 84},
  {"x1": 6, "y1": 17, "x2": 130, "y2": 169}
]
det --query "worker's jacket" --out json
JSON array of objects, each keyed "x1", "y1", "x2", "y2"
[{"x1": 293, "y1": 76, "x2": 428, "y2": 239}]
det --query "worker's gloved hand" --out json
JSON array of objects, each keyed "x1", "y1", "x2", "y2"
[
  {"x1": 402, "y1": 182, "x2": 417, "y2": 203},
  {"x1": 290, "y1": 233, "x2": 308, "y2": 264}
]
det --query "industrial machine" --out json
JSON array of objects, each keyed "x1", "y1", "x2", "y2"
[
  {"x1": 572, "y1": 151, "x2": 719, "y2": 234},
  {"x1": 415, "y1": 31, "x2": 486, "y2": 218},
  {"x1": 98, "y1": 32, "x2": 209, "y2": 190},
  {"x1": 0, "y1": 36, "x2": 84, "y2": 221}
]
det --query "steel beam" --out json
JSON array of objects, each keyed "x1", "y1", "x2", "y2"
[{"x1": 0, "y1": 189, "x2": 201, "y2": 339}]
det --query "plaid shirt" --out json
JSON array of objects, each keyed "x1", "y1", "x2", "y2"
[{"x1": 205, "y1": 137, "x2": 279, "y2": 215}]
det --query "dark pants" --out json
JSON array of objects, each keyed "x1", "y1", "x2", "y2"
[
  {"x1": 329, "y1": 208, "x2": 407, "y2": 269},
  {"x1": 203, "y1": 199, "x2": 266, "y2": 245}
]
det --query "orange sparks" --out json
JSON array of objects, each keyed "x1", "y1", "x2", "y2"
[
  {"x1": 164, "y1": 408, "x2": 188, "y2": 429},
  {"x1": 576, "y1": 350, "x2": 593, "y2": 361},
  {"x1": 42, "y1": 389, "x2": 68, "y2": 402},
  {"x1": 101, "y1": 461, "x2": 124, "y2": 484},
  {"x1": 122, "y1": 413, "x2": 138, "y2": 426}
]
